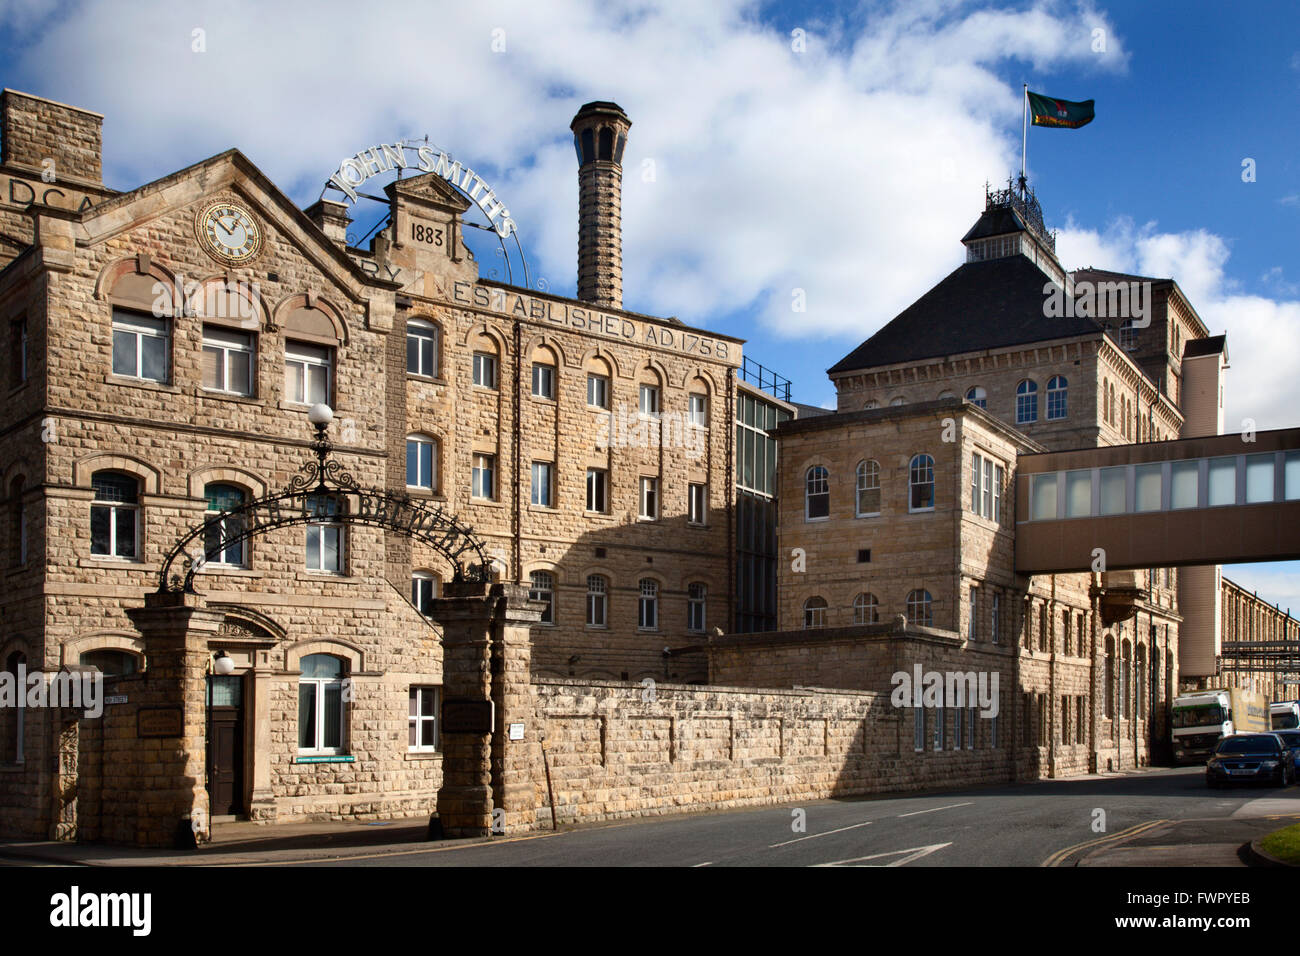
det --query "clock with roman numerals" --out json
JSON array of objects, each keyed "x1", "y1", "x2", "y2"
[{"x1": 197, "y1": 200, "x2": 263, "y2": 264}]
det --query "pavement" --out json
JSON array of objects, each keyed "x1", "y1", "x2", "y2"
[{"x1": 0, "y1": 766, "x2": 1295, "y2": 867}]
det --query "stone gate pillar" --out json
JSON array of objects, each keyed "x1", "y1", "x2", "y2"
[
  {"x1": 432, "y1": 580, "x2": 541, "y2": 837},
  {"x1": 125, "y1": 590, "x2": 224, "y2": 848}
]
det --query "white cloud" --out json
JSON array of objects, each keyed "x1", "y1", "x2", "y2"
[{"x1": 3, "y1": 0, "x2": 1125, "y2": 342}]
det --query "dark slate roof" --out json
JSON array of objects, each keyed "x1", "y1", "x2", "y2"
[
  {"x1": 1183, "y1": 334, "x2": 1226, "y2": 359},
  {"x1": 960, "y1": 206, "x2": 1026, "y2": 243},
  {"x1": 828, "y1": 255, "x2": 1105, "y2": 375}
]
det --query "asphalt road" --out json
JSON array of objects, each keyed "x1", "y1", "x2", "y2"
[{"x1": 290, "y1": 766, "x2": 1300, "y2": 867}]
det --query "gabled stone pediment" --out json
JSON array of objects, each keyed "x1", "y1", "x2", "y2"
[{"x1": 385, "y1": 171, "x2": 471, "y2": 214}]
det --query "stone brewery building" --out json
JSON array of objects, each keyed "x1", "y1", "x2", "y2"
[{"x1": 0, "y1": 89, "x2": 1294, "y2": 846}]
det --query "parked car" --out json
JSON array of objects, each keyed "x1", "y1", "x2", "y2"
[
  {"x1": 1205, "y1": 733, "x2": 1295, "y2": 788},
  {"x1": 1273, "y1": 729, "x2": 1300, "y2": 773}
]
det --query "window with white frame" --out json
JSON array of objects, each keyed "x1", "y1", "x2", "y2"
[
  {"x1": 906, "y1": 589, "x2": 933, "y2": 627},
  {"x1": 472, "y1": 454, "x2": 495, "y2": 500},
  {"x1": 201, "y1": 326, "x2": 253, "y2": 395},
  {"x1": 971, "y1": 452, "x2": 1002, "y2": 521},
  {"x1": 638, "y1": 579, "x2": 658, "y2": 630},
  {"x1": 586, "y1": 373, "x2": 609, "y2": 409},
  {"x1": 688, "y1": 393, "x2": 708, "y2": 427},
  {"x1": 639, "y1": 383, "x2": 661, "y2": 417},
  {"x1": 639, "y1": 476, "x2": 658, "y2": 520},
  {"x1": 688, "y1": 482, "x2": 707, "y2": 525},
  {"x1": 284, "y1": 340, "x2": 331, "y2": 405},
  {"x1": 298, "y1": 654, "x2": 346, "y2": 754},
  {"x1": 411, "y1": 571, "x2": 438, "y2": 616},
  {"x1": 585, "y1": 468, "x2": 608, "y2": 513},
  {"x1": 406, "y1": 434, "x2": 437, "y2": 490},
  {"x1": 1119, "y1": 319, "x2": 1136, "y2": 350},
  {"x1": 687, "y1": 583, "x2": 706, "y2": 632},
  {"x1": 529, "y1": 571, "x2": 555, "y2": 624},
  {"x1": 472, "y1": 351, "x2": 497, "y2": 388},
  {"x1": 203, "y1": 482, "x2": 247, "y2": 567},
  {"x1": 856, "y1": 459, "x2": 880, "y2": 516},
  {"x1": 112, "y1": 310, "x2": 169, "y2": 383},
  {"x1": 806, "y1": 466, "x2": 829, "y2": 520},
  {"x1": 531, "y1": 461, "x2": 554, "y2": 507},
  {"x1": 933, "y1": 705, "x2": 944, "y2": 750},
  {"x1": 853, "y1": 592, "x2": 879, "y2": 624},
  {"x1": 304, "y1": 495, "x2": 345, "y2": 572},
  {"x1": 531, "y1": 362, "x2": 556, "y2": 399},
  {"x1": 1016, "y1": 379, "x2": 1038, "y2": 424},
  {"x1": 91, "y1": 471, "x2": 139, "y2": 559},
  {"x1": 408, "y1": 686, "x2": 439, "y2": 752},
  {"x1": 406, "y1": 318, "x2": 438, "y2": 377},
  {"x1": 586, "y1": 574, "x2": 607, "y2": 627},
  {"x1": 803, "y1": 596, "x2": 828, "y2": 629},
  {"x1": 908, "y1": 454, "x2": 934, "y2": 511},
  {"x1": 1046, "y1": 375, "x2": 1068, "y2": 420},
  {"x1": 965, "y1": 386, "x2": 987, "y2": 409}
]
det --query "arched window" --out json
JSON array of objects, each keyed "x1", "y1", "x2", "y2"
[
  {"x1": 598, "y1": 126, "x2": 614, "y2": 161},
  {"x1": 638, "y1": 578, "x2": 659, "y2": 630},
  {"x1": 1016, "y1": 380, "x2": 1038, "y2": 424},
  {"x1": 1046, "y1": 376, "x2": 1068, "y2": 420},
  {"x1": 1121, "y1": 640, "x2": 1132, "y2": 719},
  {"x1": 411, "y1": 570, "x2": 439, "y2": 617},
  {"x1": 687, "y1": 583, "x2": 707, "y2": 633},
  {"x1": 1136, "y1": 643, "x2": 1147, "y2": 717},
  {"x1": 530, "y1": 346, "x2": 557, "y2": 400},
  {"x1": 853, "y1": 593, "x2": 879, "y2": 625},
  {"x1": 1103, "y1": 378, "x2": 1110, "y2": 422},
  {"x1": 472, "y1": 338, "x2": 498, "y2": 389},
  {"x1": 1104, "y1": 636, "x2": 1115, "y2": 718},
  {"x1": 2, "y1": 651, "x2": 25, "y2": 762},
  {"x1": 803, "y1": 596, "x2": 828, "y2": 629},
  {"x1": 298, "y1": 654, "x2": 346, "y2": 754},
  {"x1": 805, "y1": 466, "x2": 829, "y2": 520},
  {"x1": 406, "y1": 318, "x2": 439, "y2": 377},
  {"x1": 937, "y1": 390, "x2": 956, "y2": 400},
  {"x1": 586, "y1": 574, "x2": 608, "y2": 627},
  {"x1": 855, "y1": 460, "x2": 880, "y2": 516},
  {"x1": 529, "y1": 571, "x2": 555, "y2": 625},
  {"x1": 406, "y1": 434, "x2": 438, "y2": 491},
  {"x1": 906, "y1": 590, "x2": 933, "y2": 627},
  {"x1": 91, "y1": 471, "x2": 139, "y2": 559},
  {"x1": 79, "y1": 649, "x2": 140, "y2": 677},
  {"x1": 965, "y1": 386, "x2": 987, "y2": 409},
  {"x1": 204, "y1": 483, "x2": 248, "y2": 567},
  {"x1": 908, "y1": 454, "x2": 934, "y2": 511},
  {"x1": 889, "y1": 396, "x2": 905, "y2": 407},
  {"x1": 863, "y1": 399, "x2": 878, "y2": 410}
]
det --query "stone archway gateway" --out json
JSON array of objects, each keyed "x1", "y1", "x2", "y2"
[{"x1": 118, "y1": 405, "x2": 544, "y2": 848}]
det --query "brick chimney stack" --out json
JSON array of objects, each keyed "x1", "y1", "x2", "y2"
[{"x1": 570, "y1": 101, "x2": 630, "y2": 310}]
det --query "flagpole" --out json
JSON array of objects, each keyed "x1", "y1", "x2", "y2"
[{"x1": 1020, "y1": 84, "x2": 1028, "y2": 197}]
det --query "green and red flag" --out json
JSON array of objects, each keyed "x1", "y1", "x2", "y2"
[{"x1": 1027, "y1": 90, "x2": 1095, "y2": 129}]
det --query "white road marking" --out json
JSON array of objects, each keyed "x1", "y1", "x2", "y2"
[
  {"x1": 814, "y1": 842, "x2": 952, "y2": 867},
  {"x1": 693, "y1": 861, "x2": 713, "y2": 867},
  {"x1": 897, "y1": 801, "x2": 972, "y2": 817},
  {"x1": 769, "y1": 821, "x2": 873, "y2": 848}
]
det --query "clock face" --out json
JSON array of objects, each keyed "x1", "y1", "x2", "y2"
[{"x1": 198, "y1": 201, "x2": 262, "y2": 263}]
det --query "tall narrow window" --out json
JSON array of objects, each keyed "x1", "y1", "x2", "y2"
[
  {"x1": 585, "y1": 468, "x2": 608, "y2": 513},
  {"x1": 638, "y1": 383, "x2": 660, "y2": 418},
  {"x1": 586, "y1": 373, "x2": 609, "y2": 409},
  {"x1": 638, "y1": 579, "x2": 659, "y2": 630},
  {"x1": 1015, "y1": 379, "x2": 1038, "y2": 424},
  {"x1": 203, "y1": 482, "x2": 247, "y2": 567},
  {"x1": 406, "y1": 318, "x2": 438, "y2": 377},
  {"x1": 968, "y1": 586, "x2": 978, "y2": 640},
  {"x1": 8, "y1": 318, "x2": 27, "y2": 385},
  {"x1": 298, "y1": 654, "x2": 345, "y2": 754},
  {"x1": 304, "y1": 495, "x2": 344, "y2": 573},
  {"x1": 284, "y1": 341, "x2": 331, "y2": 405},
  {"x1": 531, "y1": 462, "x2": 554, "y2": 507},
  {"x1": 408, "y1": 686, "x2": 439, "y2": 752},
  {"x1": 806, "y1": 466, "x2": 830, "y2": 519},
  {"x1": 472, "y1": 351, "x2": 497, "y2": 388},
  {"x1": 853, "y1": 592, "x2": 879, "y2": 624},
  {"x1": 803, "y1": 596, "x2": 828, "y2": 629},
  {"x1": 202, "y1": 326, "x2": 254, "y2": 395},
  {"x1": 411, "y1": 571, "x2": 438, "y2": 617},
  {"x1": 991, "y1": 593, "x2": 1000, "y2": 644},
  {"x1": 586, "y1": 575, "x2": 607, "y2": 627},
  {"x1": 1104, "y1": 637, "x2": 1115, "y2": 718},
  {"x1": 639, "y1": 476, "x2": 658, "y2": 520},
  {"x1": 906, "y1": 589, "x2": 933, "y2": 627},
  {"x1": 90, "y1": 471, "x2": 139, "y2": 559},
  {"x1": 908, "y1": 454, "x2": 934, "y2": 511},
  {"x1": 406, "y1": 435, "x2": 437, "y2": 490},
  {"x1": 856, "y1": 460, "x2": 880, "y2": 516},
  {"x1": 688, "y1": 482, "x2": 707, "y2": 525},
  {"x1": 112, "y1": 310, "x2": 169, "y2": 383},
  {"x1": 1046, "y1": 375, "x2": 1068, "y2": 420},
  {"x1": 529, "y1": 571, "x2": 555, "y2": 624},
  {"x1": 472, "y1": 454, "x2": 495, "y2": 500},
  {"x1": 531, "y1": 362, "x2": 556, "y2": 399},
  {"x1": 688, "y1": 393, "x2": 708, "y2": 427},
  {"x1": 9, "y1": 477, "x2": 26, "y2": 567},
  {"x1": 687, "y1": 583, "x2": 707, "y2": 633}
]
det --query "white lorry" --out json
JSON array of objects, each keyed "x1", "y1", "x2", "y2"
[
  {"x1": 1270, "y1": 700, "x2": 1300, "y2": 731},
  {"x1": 1171, "y1": 687, "x2": 1270, "y2": 765}
]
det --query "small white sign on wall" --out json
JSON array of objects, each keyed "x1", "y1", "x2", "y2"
[{"x1": 508, "y1": 723, "x2": 525, "y2": 741}]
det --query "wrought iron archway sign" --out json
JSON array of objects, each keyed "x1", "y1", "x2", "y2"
[{"x1": 157, "y1": 430, "x2": 491, "y2": 594}]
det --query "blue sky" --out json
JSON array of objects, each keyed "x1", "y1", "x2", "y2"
[{"x1": 1, "y1": 0, "x2": 1296, "y2": 614}]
